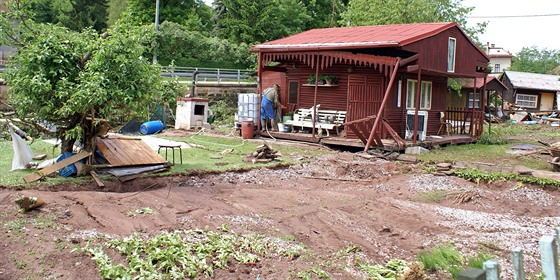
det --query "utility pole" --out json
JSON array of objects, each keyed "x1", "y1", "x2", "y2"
[{"x1": 153, "y1": 0, "x2": 160, "y2": 64}]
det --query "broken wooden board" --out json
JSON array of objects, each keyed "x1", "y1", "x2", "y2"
[
  {"x1": 96, "y1": 136, "x2": 166, "y2": 166},
  {"x1": 90, "y1": 171, "x2": 105, "y2": 187},
  {"x1": 108, "y1": 164, "x2": 170, "y2": 182},
  {"x1": 23, "y1": 151, "x2": 91, "y2": 183}
]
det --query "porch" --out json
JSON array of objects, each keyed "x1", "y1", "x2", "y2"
[{"x1": 258, "y1": 130, "x2": 475, "y2": 152}]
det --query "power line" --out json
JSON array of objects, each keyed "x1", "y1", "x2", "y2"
[{"x1": 469, "y1": 13, "x2": 560, "y2": 19}]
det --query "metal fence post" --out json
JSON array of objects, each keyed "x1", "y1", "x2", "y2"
[
  {"x1": 540, "y1": 236, "x2": 559, "y2": 280},
  {"x1": 511, "y1": 247, "x2": 525, "y2": 280},
  {"x1": 483, "y1": 259, "x2": 500, "y2": 280}
]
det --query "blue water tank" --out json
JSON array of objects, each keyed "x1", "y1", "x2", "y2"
[{"x1": 140, "y1": 120, "x2": 164, "y2": 135}]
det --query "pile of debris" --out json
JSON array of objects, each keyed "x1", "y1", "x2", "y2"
[{"x1": 244, "y1": 141, "x2": 282, "y2": 163}]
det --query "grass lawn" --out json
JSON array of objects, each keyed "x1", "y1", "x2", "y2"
[{"x1": 0, "y1": 133, "x2": 324, "y2": 188}]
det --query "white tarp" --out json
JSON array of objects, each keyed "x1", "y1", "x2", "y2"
[{"x1": 10, "y1": 127, "x2": 34, "y2": 171}]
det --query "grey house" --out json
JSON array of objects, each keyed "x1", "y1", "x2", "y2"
[{"x1": 500, "y1": 71, "x2": 560, "y2": 113}]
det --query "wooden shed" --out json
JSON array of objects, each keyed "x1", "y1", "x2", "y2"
[
  {"x1": 500, "y1": 71, "x2": 560, "y2": 114},
  {"x1": 251, "y1": 22, "x2": 490, "y2": 151}
]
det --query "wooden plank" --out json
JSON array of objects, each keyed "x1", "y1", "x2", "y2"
[
  {"x1": 96, "y1": 137, "x2": 165, "y2": 166},
  {"x1": 23, "y1": 151, "x2": 91, "y2": 183},
  {"x1": 90, "y1": 171, "x2": 105, "y2": 187},
  {"x1": 101, "y1": 138, "x2": 135, "y2": 165},
  {"x1": 95, "y1": 139, "x2": 123, "y2": 166}
]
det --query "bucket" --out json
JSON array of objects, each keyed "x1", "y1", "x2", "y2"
[
  {"x1": 140, "y1": 120, "x2": 164, "y2": 135},
  {"x1": 241, "y1": 119, "x2": 254, "y2": 139},
  {"x1": 282, "y1": 115, "x2": 293, "y2": 123}
]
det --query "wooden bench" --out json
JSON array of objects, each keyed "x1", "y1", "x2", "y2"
[{"x1": 284, "y1": 105, "x2": 347, "y2": 136}]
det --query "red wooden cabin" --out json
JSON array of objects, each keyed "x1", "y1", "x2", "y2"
[{"x1": 251, "y1": 22, "x2": 489, "y2": 151}]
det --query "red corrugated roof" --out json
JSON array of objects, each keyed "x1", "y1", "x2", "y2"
[{"x1": 253, "y1": 22, "x2": 457, "y2": 51}]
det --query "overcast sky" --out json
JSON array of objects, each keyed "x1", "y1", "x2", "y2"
[
  {"x1": 203, "y1": 0, "x2": 560, "y2": 55},
  {"x1": 462, "y1": 0, "x2": 560, "y2": 55}
]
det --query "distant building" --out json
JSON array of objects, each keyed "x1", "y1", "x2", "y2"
[
  {"x1": 486, "y1": 43, "x2": 512, "y2": 77},
  {"x1": 500, "y1": 70, "x2": 560, "y2": 113}
]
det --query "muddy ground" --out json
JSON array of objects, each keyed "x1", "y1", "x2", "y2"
[{"x1": 0, "y1": 147, "x2": 559, "y2": 279}]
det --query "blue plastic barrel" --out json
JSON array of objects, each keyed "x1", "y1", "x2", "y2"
[{"x1": 140, "y1": 120, "x2": 164, "y2": 135}]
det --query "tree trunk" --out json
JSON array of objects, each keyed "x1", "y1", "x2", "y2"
[{"x1": 60, "y1": 138, "x2": 76, "y2": 154}]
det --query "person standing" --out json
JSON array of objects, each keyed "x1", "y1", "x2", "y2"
[{"x1": 260, "y1": 84, "x2": 284, "y2": 131}]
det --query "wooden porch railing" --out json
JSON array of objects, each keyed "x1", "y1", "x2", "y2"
[
  {"x1": 344, "y1": 115, "x2": 406, "y2": 149},
  {"x1": 446, "y1": 107, "x2": 484, "y2": 138}
]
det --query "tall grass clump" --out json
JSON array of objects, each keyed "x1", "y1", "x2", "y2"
[{"x1": 417, "y1": 243, "x2": 463, "y2": 278}]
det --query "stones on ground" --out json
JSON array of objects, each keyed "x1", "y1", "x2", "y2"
[
  {"x1": 436, "y1": 162, "x2": 452, "y2": 168},
  {"x1": 396, "y1": 154, "x2": 417, "y2": 163},
  {"x1": 405, "y1": 146, "x2": 429, "y2": 155},
  {"x1": 431, "y1": 162, "x2": 454, "y2": 176}
]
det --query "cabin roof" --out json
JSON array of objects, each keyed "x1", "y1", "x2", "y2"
[
  {"x1": 459, "y1": 76, "x2": 508, "y2": 91},
  {"x1": 503, "y1": 71, "x2": 560, "y2": 92},
  {"x1": 256, "y1": 22, "x2": 455, "y2": 47}
]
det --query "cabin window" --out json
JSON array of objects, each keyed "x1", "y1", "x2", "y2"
[
  {"x1": 406, "y1": 80, "x2": 432, "y2": 110},
  {"x1": 468, "y1": 92, "x2": 480, "y2": 108},
  {"x1": 516, "y1": 94, "x2": 537, "y2": 108},
  {"x1": 447, "y1": 37, "x2": 456, "y2": 72},
  {"x1": 494, "y1": 64, "x2": 501, "y2": 73},
  {"x1": 288, "y1": 80, "x2": 299, "y2": 104}
]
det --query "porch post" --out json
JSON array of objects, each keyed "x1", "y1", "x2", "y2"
[
  {"x1": 312, "y1": 54, "x2": 320, "y2": 137},
  {"x1": 481, "y1": 74, "x2": 488, "y2": 136},
  {"x1": 471, "y1": 77, "x2": 476, "y2": 136},
  {"x1": 413, "y1": 68, "x2": 422, "y2": 144},
  {"x1": 257, "y1": 52, "x2": 263, "y2": 131},
  {"x1": 364, "y1": 58, "x2": 400, "y2": 151}
]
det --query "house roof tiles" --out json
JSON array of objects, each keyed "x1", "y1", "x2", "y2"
[{"x1": 253, "y1": 22, "x2": 458, "y2": 51}]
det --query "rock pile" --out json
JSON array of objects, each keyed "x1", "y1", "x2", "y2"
[{"x1": 432, "y1": 162, "x2": 455, "y2": 176}]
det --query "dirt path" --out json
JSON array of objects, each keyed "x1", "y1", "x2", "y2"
[{"x1": 1, "y1": 153, "x2": 559, "y2": 279}]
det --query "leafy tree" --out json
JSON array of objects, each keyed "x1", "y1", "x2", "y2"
[
  {"x1": 107, "y1": 0, "x2": 127, "y2": 26},
  {"x1": 341, "y1": 0, "x2": 486, "y2": 42},
  {"x1": 509, "y1": 46, "x2": 560, "y2": 75},
  {"x1": 214, "y1": 0, "x2": 310, "y2": 45},
  {"x1": 127, "y1": 0, "x2": 212, "y2": 34},
  {"x1": 301, "y1": 0, "x2": 347, "y2": 29},
  {"x1": 1, "y1": 3, "x2": 172, "y2": 152},
  {"x1": 157, "y1": 21, "x2": 255, "y2": 68},
  {"x1": 25, "y1": 0, "x2": 109, "y2": 32}
]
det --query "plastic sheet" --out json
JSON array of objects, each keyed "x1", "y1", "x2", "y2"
[{"x1": 10, "y1": 127, "x2": 34, "y2": 171}]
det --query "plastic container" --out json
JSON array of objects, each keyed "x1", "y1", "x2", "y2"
[
  {"x1": 241, "y1": 119, "x2": 255, "y2": 139},
  {"x1": 140, "y1": 120, "x2": 164, "y2": 135},
  {"x1": 237, "y1": 93, "x2": 259, "y2": 125},
  {"x1": 56, "y1": 152, "x2": 78, "y2": 177}
]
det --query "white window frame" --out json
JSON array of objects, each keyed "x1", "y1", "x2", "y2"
[
  {"x1": 494, "y1": 63, "x2": 501, "y2": 73},
  {"x1": 515, "y1": 94, "x2": 537, "y2": 108},
  {"x1": 447, "y1": 37, "x2": 456, "y2": 73},
  {"x1": 468, "y1": 92, "x2": 480, "y2": 108},
  {"x1": 406, "y1": 80, "x2": 432, "y2": 110}
]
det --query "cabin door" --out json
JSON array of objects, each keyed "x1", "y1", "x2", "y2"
[{"x1": 346, "y1": 75, "x2": 384, "y2": 138}]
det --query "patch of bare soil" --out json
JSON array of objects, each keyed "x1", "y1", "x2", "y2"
[{"x1": 1, "y1": 152, "x2": 559, "y2": 279}]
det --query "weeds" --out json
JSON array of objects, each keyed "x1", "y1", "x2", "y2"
[
  {"x1": 465, "y1": 252, "x2": 495, "y2": 269},
  {"x1": 75, "y1": 226, "x2": 306, "y2": 279},
  {"x1": 418, "y1": 243, "x2": 463, "y2": 278},
  {"x1": 454, "y1": 168, "x2": 560, "y2": 187}
]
